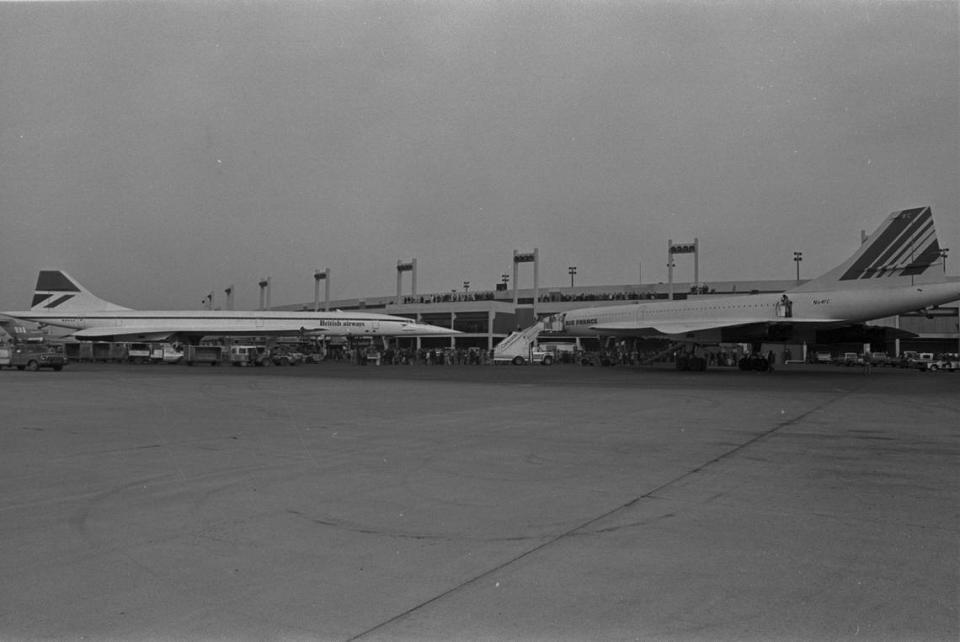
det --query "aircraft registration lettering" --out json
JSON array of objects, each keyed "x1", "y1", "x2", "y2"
[{"x1": 812, "y1": 299, "x2": 831, "y2": 305}]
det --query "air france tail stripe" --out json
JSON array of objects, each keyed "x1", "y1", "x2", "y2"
[
  {"x1": 839, "y1": 207, "x2": 931, "y2": 280},
  {"x1": 867, "y1": 207, "x2": 932, "y2": 271},
  {"x1": 839, "y1": 209, "x2": 919, "y2": 280},
  {"x1": 866, "y1": 223, "x2": 935, "y2": 278},
  {"x1": 902, "y1": 239, "x2": 942, "y2": 276},
  {"x1": 877, "y1": 215, "x2": 934, "y2": 272},
  {"x1": 867, "y1": 209, "x2": 931, "y2": 272}
]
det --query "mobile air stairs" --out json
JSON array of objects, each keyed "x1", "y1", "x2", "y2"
[{"x1": 493, "y1": 320, "x2": 553, "y2": 365}]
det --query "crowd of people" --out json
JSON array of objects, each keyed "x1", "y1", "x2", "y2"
[
  {"x1": 333, "y1": 345, "x2": 493, "y2": 366},
  {"x1": 399, "y1": 284, "x2": 719, "y2": 306}
]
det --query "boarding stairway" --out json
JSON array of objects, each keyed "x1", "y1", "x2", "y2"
[{"x1": 494, "y1": 321, "x2": 544, "y2": 356}]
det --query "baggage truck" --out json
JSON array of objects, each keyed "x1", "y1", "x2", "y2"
[
  {"x1": 126, "y1": 342, "x2": 152, "y2": 363},
  {"x1": 185, "y1": 345, "x2": 223, "y2": 366}
]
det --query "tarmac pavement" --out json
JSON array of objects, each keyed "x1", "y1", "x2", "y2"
[{"x1": 1, "y1": 362, "x2": 957, "y2": 640}]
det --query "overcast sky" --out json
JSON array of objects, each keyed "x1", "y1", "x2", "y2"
[{"x1": 1, "y1": 1, "x2": 957, "y2": 310}]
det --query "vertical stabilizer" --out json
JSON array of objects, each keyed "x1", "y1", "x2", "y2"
[
  {"x1": 789, "y1": 206, "x2": 943, "y2": 292},
  {"x1": 30, "y1": 271, "x2": 131, "y2": 311}
]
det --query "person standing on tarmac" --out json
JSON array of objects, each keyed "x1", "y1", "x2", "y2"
[{"x1": 767, "y1": 349, "x2": 776, "y2": 372}]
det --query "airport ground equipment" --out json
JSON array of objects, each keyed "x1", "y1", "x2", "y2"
[
  {"x1": 184, "y1": 345, "x2": 223, "y2": 366},
  {"x1": 64, "y1": 341, "x2": 125, "y2": 362},
  {"x1": 839, "y1": 352, "x2": 863, "y2": 366},
  {"x1": 493, "y1": 321, "x2": 553, "y2": 365},
  {"x1": 918, "y1": 353, "x2": 958, "y2": 371},
  {"x1": 4, "y1": 344, "x2": 66, "y2": 371},
  {"x1": 150, "y1": 343, "x2": 184, "y2": 364},
  {"x1": 227, "y1": 345, "x2": 272, "y2": 366},
  {"x1": 126, "y1": 342, "x2": 152, "y2": 363}
]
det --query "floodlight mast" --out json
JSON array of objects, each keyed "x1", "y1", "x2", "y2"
[
  {"x1": 396, "y1": 259, "x2": 417, "y2": 304},
  {"x1": 313, "y1": 269, "x2": 330, "y2": 312},
  {"x1": 667, "y1": 238, "x2": 698, "y2": 300},
  {"x1": 512, "y1": 248, "x2": 539, "y2": 314}
]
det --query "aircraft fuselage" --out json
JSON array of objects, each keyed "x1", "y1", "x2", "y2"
[{"x1": 560, "y1": 281, "x2": 960, "y2": 341}]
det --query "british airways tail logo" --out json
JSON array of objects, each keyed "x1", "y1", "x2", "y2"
[
  {"x1": 31, "y1": 293, "x2": 77, "y2": 308},
  {"x1": 840, "y1": 207, "x2": 941, "y2": 280}
]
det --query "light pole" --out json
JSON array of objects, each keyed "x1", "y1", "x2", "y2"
[
  {"x1": 793, "y1": 251, "x2": 803, "y2": 283},
  {"x1": 940, "y1": 248, "x2": 949, "y2": 274},
  {"x1": 463, "y1": 281, "x2": 470, "y2": 293},
  {"x1": 568, "y1": 266, "x2": 577, "y2": 287}
]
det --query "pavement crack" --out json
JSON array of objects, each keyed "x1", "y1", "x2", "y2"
[{"x1": 347, "y1": 392, "x2": 848, "y2": 641}]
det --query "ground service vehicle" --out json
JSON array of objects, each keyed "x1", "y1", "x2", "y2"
[
  {"x1": 228, "y1": 345, "x2": 271, "y2": 366},
  {"x1": 272, "y1": 350, "x2": 304, "y2": 366},
  {"x1": 4, "y1": 344, "x2": 66, "y2": 371},
  {"x1": 126, "y1": 342, "x2": 152, "y2": 363},
  {"x1": 922, "y1": 353, "x2": 959, "y2": 372},
  {"x1": 494, "y1": 339, "x2": 553, "y2": 365},
  {"x1": 150, "y1": 343, "x2": 184, "y2": 364},
  {"x1": 494, "y1": 325, "x2": 554, "y2": 366},
  {"x1": 184, "y1": 345, "x2": 223, "y2": 366},
  {"x1": 840, "y1": 352, "x2": 862, "y2": 366},
  {"x1": 911, "y1": 353, "x2": 936, "y2": 370}
]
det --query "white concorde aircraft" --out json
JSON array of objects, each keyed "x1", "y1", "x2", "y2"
[
  {"x1": 557, "y1": 206, "x2": 960, "y2": 367},
  {"x1": 2, "y1": 270, "x2": 459, "y2": 343}
]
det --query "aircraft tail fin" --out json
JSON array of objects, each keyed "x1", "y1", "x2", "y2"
[
  {"x1": 789, "y1": 206, "x2": 944, "y2": 292},
  {"x1": 30, "y1": 270, "x2": 131, "y2": 312}
]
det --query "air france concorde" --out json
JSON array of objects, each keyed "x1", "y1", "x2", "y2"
[{"x1": 558, "y1": 206, "x2": 960, "y2": 349}]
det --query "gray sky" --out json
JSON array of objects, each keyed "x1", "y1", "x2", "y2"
[{"x1": 2, "y1": 0, "x2": 957, "y2": 310}]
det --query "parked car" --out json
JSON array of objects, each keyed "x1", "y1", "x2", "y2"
[{"x1": 839, "y1": 352, "x2": 862, "y2": 366}]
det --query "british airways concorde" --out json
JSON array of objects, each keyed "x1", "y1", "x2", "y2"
[{"x1": 2, "y1": 271, "x2": 459, "y2": 343}]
